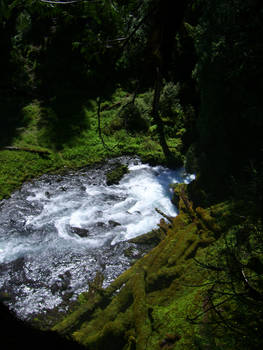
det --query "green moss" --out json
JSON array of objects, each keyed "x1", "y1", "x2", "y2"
[
  {"x1": 128, "y1": 228, "x2": 165, "y2": 245},
  {"x1": 53, "y1": 192, "x2": 230, "y2": 349},
  {"x1": 171, "y1": 183, "x2": 187, "y2": 208},
  {"x1": 0, "y1": 87, "x2": 201, "y2": 348},
  {"x1": 106, "y1": 163, "x2": 129, "y2": 185},
  {"x1": 0, "y1": 87, "x2": 187, "y2": 200},
  {"x1": 0, "y1": 82, "x2": 191, "y2": 202},
  {"x1": 131, "y1": 270, "x2": 151, "y2": 350}
]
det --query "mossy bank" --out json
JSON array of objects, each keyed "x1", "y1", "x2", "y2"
[
  {"x1": 53, "y1": 186, "x2": 244, "y2": 349},
  {"x1": 0, "y1": 86, "x2": 185, "y2": 201}
]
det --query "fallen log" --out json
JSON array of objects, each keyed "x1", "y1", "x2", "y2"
[{"x1": 3, "y1": 146, "x2": 51, "y2": 155}]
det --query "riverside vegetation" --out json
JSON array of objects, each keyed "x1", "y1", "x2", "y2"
[{"x1": 0, "y1": 1, "x2": 263, "y2": 349}]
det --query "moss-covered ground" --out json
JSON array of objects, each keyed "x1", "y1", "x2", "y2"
[
  {"x1": 53, "y1": 186, "x2": 235, "y2": 349},
  {"x1": 0, "y1": 88, "x2": 183, "y2": 200}
]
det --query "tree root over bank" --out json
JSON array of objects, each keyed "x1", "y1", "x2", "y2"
[{"x1": 53, "y1": 187, "x2": 230, "y2": 349}]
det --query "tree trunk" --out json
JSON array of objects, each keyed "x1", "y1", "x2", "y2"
[
  {"x1": 97, "y1": 97, "x2": 110, "y2": 151},
  {"x1": 152, "y1": 66, "x2": 172, "y2": 160}
]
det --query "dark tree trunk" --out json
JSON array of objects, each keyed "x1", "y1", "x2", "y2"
[
  {"x1": 97, "y1": 97, "x2": 110, "y2": 151},
  {"x1": 152, "y1": 66, "x2": 172, "y2": 161}
]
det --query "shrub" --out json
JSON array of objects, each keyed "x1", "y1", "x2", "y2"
[{"x1": 119, "y1": 103, "x2": 149, "y2": 133}]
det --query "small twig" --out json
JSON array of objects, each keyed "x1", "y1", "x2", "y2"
[
  {"x1": 187, "y1": 296, "x2": 233, "y2": 323},
  {"x1": 193, "y1": 257, "x2": 225, "y2": 272}
]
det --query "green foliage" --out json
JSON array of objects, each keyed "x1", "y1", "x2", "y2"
[
  {"x1": 0, "y1": 150, "x2": 60, "y2": 200},
  {"x1": 53, "y1": 191, "x2": 229, "y2": 349},
  {"x1": 192, "y1": 217, "x2": 263, "y2": 350},
  {"x1": 1, "y1": 2, "x2": 262, "y2": 349},
  {"x1": 159, "y1": 82, "x2": 181, "y2": 120},
  {"x1": 0, "y1": 85, "x2": 185, "y2": 200},
  {"x1": 119, "y1": 103, "x2": 149, "y2": 133},
  {"x1": 21, "y1": 101, "x2": 41, "y2": 126}
]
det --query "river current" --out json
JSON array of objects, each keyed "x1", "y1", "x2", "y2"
[{"x1": 0, "y1": 157, "x2": 194, "y2": 321}]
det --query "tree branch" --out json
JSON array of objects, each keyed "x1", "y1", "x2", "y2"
[
  {"x1": 40, "y1": 0, "x2": 83, "y2": 4},
  {"x1": 39, "y1": 0, "x2": 102, "y2": 4},
  {"x1": 187, "y1": 296, "x2": 233, "y2": 323},
  {"x1": 96, "y1": 97, "x2": 111, "y2": 151},
  {"x1": 193, "y1": 257, "x2": 225, "y2": 272}
]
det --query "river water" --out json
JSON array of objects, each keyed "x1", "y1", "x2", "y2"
[{"x1": 0, "y1": 157, "x2": 194, "y2": 321}]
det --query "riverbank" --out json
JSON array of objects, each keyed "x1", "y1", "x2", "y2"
[
  {"x1": 2, "y1": 88, "x2": 261, "y2": 350},
  {"x1": 52, "y1": 185, "x2": 236, "y2": 349},
  {"x1": 0, "y1": 158, "x2": 193, "y2": 326},
  {"x1": 0, "y1": 88, "x2": 184, "y2": 201}
]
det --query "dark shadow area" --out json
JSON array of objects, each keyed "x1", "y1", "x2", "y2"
[
  {"x1": 0, "y1": 301, "x2": 85, "y2": 349},
  {"x1": 0, "y1": 95, "x2": 26, "y2": 148},
  {"x1": 38, "y1": 93, "x2": 93, "y2": 151}
]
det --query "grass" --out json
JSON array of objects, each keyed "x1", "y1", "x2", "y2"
[{"x1": 0, "y1": 88, "x2": 184, "y2": 200}]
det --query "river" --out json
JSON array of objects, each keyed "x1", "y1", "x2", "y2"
[{"x1": 0, "y1": 156, "x2": 194, "y2": 322}]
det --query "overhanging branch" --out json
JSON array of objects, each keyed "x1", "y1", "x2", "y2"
[
  {"x1": 40, "y1": 0, "x2": 82, "y2": 3},
  {"x1": 39, "y1": 0, "x2": 102, "y2": 4}
]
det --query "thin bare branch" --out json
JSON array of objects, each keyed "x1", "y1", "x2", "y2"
[
  {"x1": 187, "y1": 296, "x2": 233, "y2": 323},
  {"x1": 40, "y1": 0, "x2": 102, "y2": 4},
  {"x1": 40, "y1": 0, "x2": 83, "y2": 4},
  {"x1": 193, "y1": 257, "x2": 225, "y2": 272}
]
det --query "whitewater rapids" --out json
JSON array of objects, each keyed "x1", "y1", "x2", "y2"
[{"x1": 0, "y1": 157, "x2": 194, "y2": 321}]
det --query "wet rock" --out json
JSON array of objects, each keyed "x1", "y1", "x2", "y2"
[
  {"x1": 95, "y1": 211, "x2": 103, "y2": 218},
  {"x1": 61, "y1": 291, "x2": 74, "y2": 302},
  {"x1": 70, "y1": 227, "x2": 90, "y2": 238},
  {"x1": 106, "y1": 163, "x2": 129, "y2": 185},
  {"x1": 11, "y1": 257, "x2": 26, "y2": 271},
  {"x1": 108, "y1": 220, "x2": 121, "y2": 228},
  {"x1": 51, "y1": 273, "x2": 71, "y2": 294},
  {"x1": 0, "y1": 291, "x2": 12, "y2": 302},
  {"x1": 123, "y1": 246, "x2": 137, "y2": 258},
  {"x1": 9, "y1": 218, "x2": 16, "y2": 225},
  {"x1": 51, "y1": 283, "x2": 60, "y2": 294}
]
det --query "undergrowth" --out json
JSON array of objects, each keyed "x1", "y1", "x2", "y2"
[{"x1": 0, "y1": 86, "x2": 185, "y2": 200}]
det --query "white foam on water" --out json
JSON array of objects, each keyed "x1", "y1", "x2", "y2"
[
  {"x1": 0, "y1": 162, "x2": 195, "y2": 263},
  {"x1": 0, "y1": 158, "x2": 195, "y2": 319}
]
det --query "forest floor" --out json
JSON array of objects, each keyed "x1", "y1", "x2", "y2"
[{"x1": 0, "y1": 88, "x2": 183, "y2": 201}]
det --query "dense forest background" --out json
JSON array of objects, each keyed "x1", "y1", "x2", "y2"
[{"x1": 0, "y1": 0, "x2": 263, "y2": 349}]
